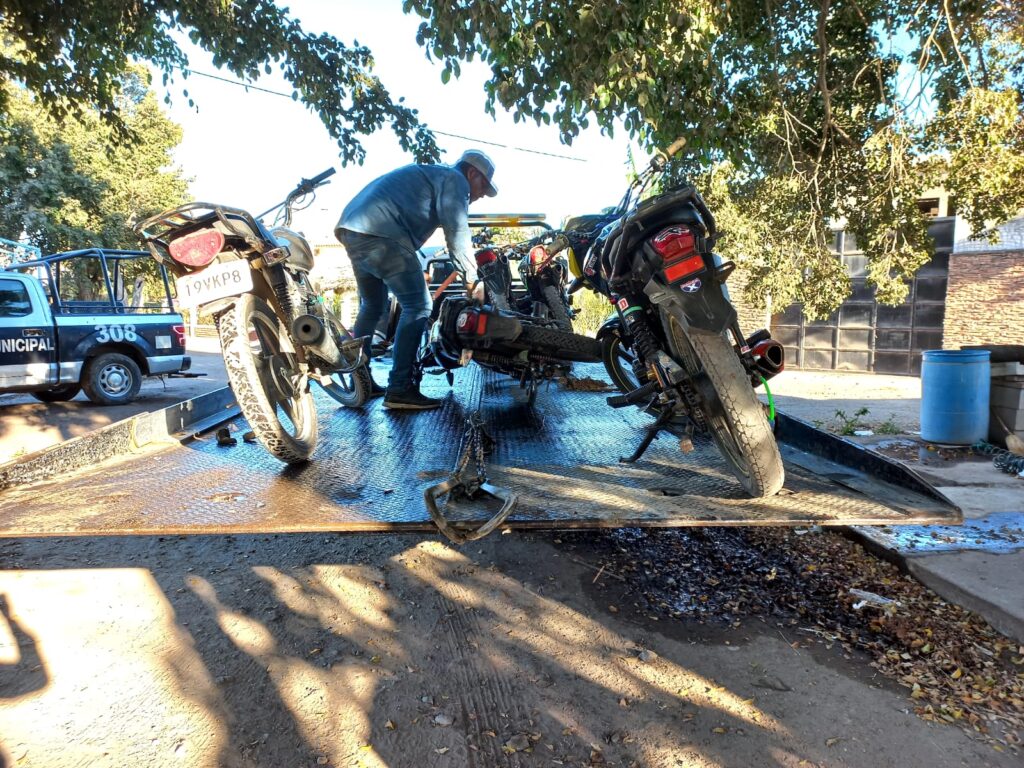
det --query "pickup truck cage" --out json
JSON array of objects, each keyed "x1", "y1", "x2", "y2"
[{"x1": 11, "y1": 249, "x2": 176, "y2": 316}]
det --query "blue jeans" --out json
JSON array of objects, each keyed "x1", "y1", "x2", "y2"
[{"x1": 338, "y1": 230, "x2": 430, "y2": 392}]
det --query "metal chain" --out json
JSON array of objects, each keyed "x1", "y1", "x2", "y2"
[{"x1": 453, "y1": 412, "x2": 490, "y2": 496}]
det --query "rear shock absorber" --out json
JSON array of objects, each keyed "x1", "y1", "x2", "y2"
[{"x1": 617, "y1": 298, "x2": 660, "y2": 363}]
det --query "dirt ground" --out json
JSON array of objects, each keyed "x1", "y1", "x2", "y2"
[
  {"x1": 763, "y1": 371, "x2": 921, "y2": 434},
  {"x1": 0, "y1": 527, "x2": 1018, "y2": 768},
  {"x1": 2, "y1": 367, "x2": 1016, "y2": 768}
]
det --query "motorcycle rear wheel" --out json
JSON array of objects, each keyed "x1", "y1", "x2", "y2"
[
  {"x1": 218, "y1": 293, "x2": 318, "y2": 464},
  {"x1": 662, "y1": 311, "x2": 784, "y2": 498},
  {"x1": 318, "y1": 307, "x2": 372, "y2": 408}
]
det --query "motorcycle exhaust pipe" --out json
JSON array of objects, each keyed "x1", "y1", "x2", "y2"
[
  {"x1": 292, "y1": 313, "x2": 344, "y2": 369},
  {"x1": 751, "y1": 339, "x2": 785, "y2": 381},
  {"x1": 293, "y1": 314, "x2": 326, "y2": 345},
  {"x1": 744, "y1": 329, "x2": 771, "y2": 348}
]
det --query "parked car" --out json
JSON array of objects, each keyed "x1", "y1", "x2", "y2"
[{"x1": 0, "y1": 248, "x2": 192, "y2": 404}]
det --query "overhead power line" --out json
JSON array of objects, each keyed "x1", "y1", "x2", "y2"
[{"x1": 181, "y1": 69, "x2": 586, "y2": 163}]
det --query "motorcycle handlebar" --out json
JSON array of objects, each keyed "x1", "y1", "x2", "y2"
[
  {"x1": 308, "y1": 168, "x2": 336, "y2": 186},
  {"x1": 293, "y1": 168, "x2": 336, "y2": 197}
]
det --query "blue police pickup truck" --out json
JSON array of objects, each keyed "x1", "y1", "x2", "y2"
[{"x1": 0, "y1": 248, "x2": 192, "y2": 405}]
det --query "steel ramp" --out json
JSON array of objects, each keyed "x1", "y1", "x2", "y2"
[{"x1": 0, "y1": 365, "x2": 959, "y2": 537}]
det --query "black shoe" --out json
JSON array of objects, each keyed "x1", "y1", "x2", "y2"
[
  {"x1": 383, "y1": 387, "x2": 442, "y2": 410},
  {"x1": 369, "y1": 378, "x2": 387, "y2": 398}
]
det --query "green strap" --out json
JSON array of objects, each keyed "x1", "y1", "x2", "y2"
[{"x1": 760, "y1": 375, "x2": 776, "y2": 422}]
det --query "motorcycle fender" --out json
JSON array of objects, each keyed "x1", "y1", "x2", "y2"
[
  {"x1": 644, "y1": 278, "x2": 737, "y2": 334},
  {"x1": 458, "y1": 310, "x2": 523, "y2": 345},
  {"x1": 596, "y1": 313, "x2": 624, "y2": 342}
]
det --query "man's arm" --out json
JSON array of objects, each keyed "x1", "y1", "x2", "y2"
[{"x1": 437, "y1": 172, "x2": 475, "y2": 279}]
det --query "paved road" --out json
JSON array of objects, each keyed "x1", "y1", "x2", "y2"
[{"x1": 0, "y1": 341, "x2": 227, "y2": 464}]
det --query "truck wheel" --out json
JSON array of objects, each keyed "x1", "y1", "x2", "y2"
[
  {"x1": 82, "y1": 353, "x2": 142, "y2": 405},
  {"x1": 32, "y1": 384, "x2": 82, "y2": 403}
]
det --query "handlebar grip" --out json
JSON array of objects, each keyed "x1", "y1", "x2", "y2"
[
  {"x1": 665, "y1": 137, "x2": 687, "y2": 158},
  {"x1": 307, "y1": 168, "x2": 336, "y2": 186},
  {"x1": 546, "y1": 233, "x2": 570, "y2": 256}
]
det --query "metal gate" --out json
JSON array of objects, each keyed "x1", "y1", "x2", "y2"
[{"x1": 773, "y1": 218, "x2": 954, "y2": 375}]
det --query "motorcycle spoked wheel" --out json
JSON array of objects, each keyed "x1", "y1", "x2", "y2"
[
  {"x1": 218, "y1": 294, "x2": 318, "y2": 463},
  {"x1": 661, "y1": 310, "x2": 784, "y2": 498},
  {"x1": 318, "y1": 307, "x2": 372, "y2": 408}
]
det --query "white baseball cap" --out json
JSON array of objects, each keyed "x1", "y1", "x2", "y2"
[{"x1": 456, "y1": 149, "x2": 498, "y2": 197}]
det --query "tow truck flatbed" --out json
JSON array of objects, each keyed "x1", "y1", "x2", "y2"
[{"x1": 0, "y1": 365, "x2": 959, "y2": 537}]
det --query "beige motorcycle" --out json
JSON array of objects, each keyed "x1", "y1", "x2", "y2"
[{"x1": 137, "y1": 169, "x2": 370, "y2": 464}]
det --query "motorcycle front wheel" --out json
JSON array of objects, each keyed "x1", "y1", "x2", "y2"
[
  {"x1": 218, "y1": 293, "x2": 318, "y2": 463},
  {"x1": 661, "y1": 310, "x2": 784, "y2": 498},
  {"x1": 540, "y1": 283, "x2": 573, "y2": 331},
  {"x1": 600, "y1": 331, "x2": 644, "y2": 394}
]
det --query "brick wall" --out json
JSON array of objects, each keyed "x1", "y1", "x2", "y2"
[{"x1": 944, "y1": 249, "x2": 1024, "y2": 348}]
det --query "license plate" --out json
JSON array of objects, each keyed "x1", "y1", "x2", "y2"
[{"x1": 174, "y1": 260, "x2": 254, "y2": 309}]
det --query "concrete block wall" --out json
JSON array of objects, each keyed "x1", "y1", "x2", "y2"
[{"x1": 944, "y1": 249, "x2": 1024, "y2": 349}]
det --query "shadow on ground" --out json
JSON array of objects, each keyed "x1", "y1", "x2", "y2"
[{"x1": 0, "y1": 531, "x2": 1011, "y2": 768}]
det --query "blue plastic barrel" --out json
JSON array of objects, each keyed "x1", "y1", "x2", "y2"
[{"x1": 920, "y1": 350, "x2": 991, "y2": 444}]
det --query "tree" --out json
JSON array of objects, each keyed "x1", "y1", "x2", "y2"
[
  {"x1": 405, "y1": 0, "x2": 1024, "y2": 316},
  {"x1": 0, "y1": 67, "x2": 192, "y2": 300},
  {"x1": 0, "y1": 67, "x2": 189, "y2": 253},
  {"x1": 0, "y1": 0, "x2": 438, "y2": 165}
]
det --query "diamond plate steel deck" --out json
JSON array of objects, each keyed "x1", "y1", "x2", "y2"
[{"x1": 0, "y1": 365, "x2": 959, "y2": 537}]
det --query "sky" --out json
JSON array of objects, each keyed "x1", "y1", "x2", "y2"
[{"x1": 158, "y1": 0, "x2": 642, "y2": 246}]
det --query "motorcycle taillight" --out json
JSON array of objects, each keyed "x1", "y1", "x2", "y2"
[
  {"x1": 651, "y1": 226, "x2": 704, "y2": 283},
  {"x1": 529, "y1": 245, "x2": 547, "y2": 264},
  {"x1": 168, "y1": 228, "x2": 225, "y2": 268},
  {"x1": 456, "y1": 309, "x2": 488, "y2": 335},
  {"x1": 475, "y1": 248, "x2": 498, "y2": 266}
]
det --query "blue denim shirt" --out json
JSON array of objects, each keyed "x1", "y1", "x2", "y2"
[{"x1": 336, "y1": 164, "x2": 473, "y2": 274}]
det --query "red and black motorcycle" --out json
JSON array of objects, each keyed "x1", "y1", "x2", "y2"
[{"x1": 569, "y1": 140, "x2": 786, "y2": 498}]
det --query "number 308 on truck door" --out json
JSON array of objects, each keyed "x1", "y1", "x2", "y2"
[{"x1": 95, "y1": 325, "x2": 138, "y2": 343}]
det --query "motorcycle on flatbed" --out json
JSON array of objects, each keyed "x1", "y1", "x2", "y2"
[
  {"x1": 137, "y1": 170, "x2": 370, "y2": 464},
  {"x1": 415, "y1": 255, "x2": 602, "y2": 405},
  {"x1": 567, "y1": 140, "x2": 786, "y2": 498}
]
